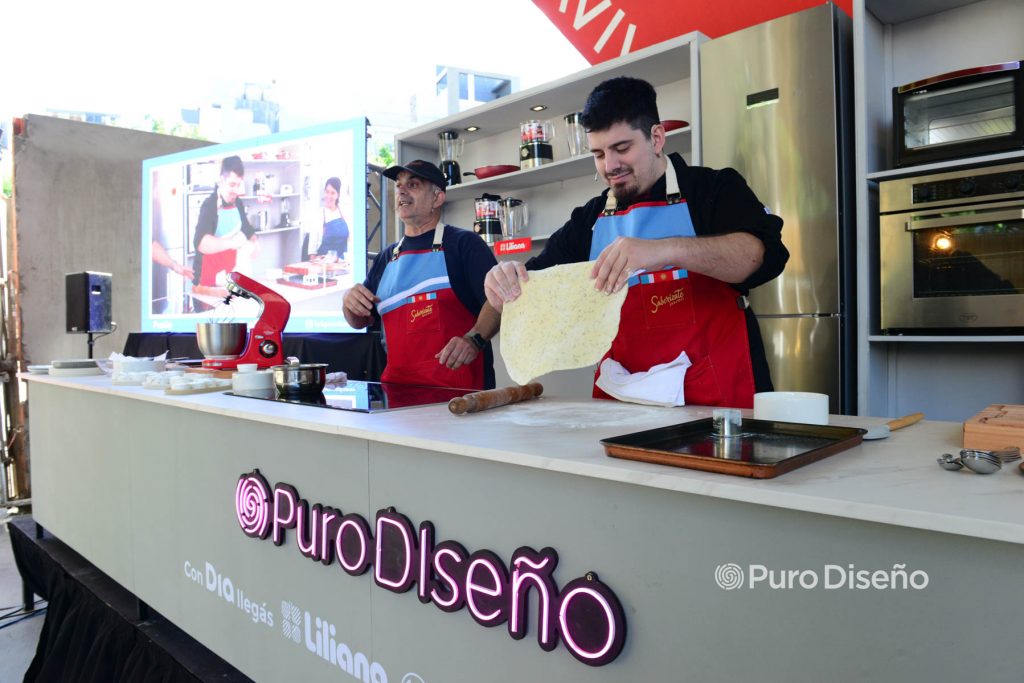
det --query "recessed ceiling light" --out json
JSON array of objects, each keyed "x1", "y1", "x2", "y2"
[
  {"x1": 530, "y1": 105, "x2": 547, "y2": 112},
  {"x1": 465, "y1": 125, "x2": 480, "y2": 132}
]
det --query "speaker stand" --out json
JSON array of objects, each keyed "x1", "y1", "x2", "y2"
[{"x1": 83, "y1": 323, "x2": 116, "y2": 359}]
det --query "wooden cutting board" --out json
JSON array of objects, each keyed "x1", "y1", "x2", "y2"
[
  {"x1": 185, "y1": 366, "x2": 236, "y2": 379},
  {"x1": 963, "y1": 404, "x2": 1024, "y2": 451}
]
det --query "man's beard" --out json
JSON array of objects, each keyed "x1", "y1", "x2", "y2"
[{"x1": 606, "y1": 167, "x2": 641, "y2": 203}]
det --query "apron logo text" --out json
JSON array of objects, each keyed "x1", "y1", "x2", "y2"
[
  {"x1": 650, "y1": 287, "x2": 686, "y2": 314},
  {"x1": 410, "y1": 304, "x2": 434, "y2": 323}
]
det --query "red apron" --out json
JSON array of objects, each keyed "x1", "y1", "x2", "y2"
[
  {"x1": 376, "y1": 225, "x2": 484, "y2": 390},
  {"x1": 590, "y1": 162, "x2": 756, "y2": 408}
]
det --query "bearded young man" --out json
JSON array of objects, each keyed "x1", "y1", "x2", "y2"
[{"x1": 481, "y1": 77, "x2": 789, "y2": 408}]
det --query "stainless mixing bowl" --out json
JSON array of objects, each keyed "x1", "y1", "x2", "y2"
[
  {"x1": 271, "y1": 359, "x2": 327, "y2": 395},
  {"x1": 196, "y1": 322, "x2": 248, "y2": 359}
]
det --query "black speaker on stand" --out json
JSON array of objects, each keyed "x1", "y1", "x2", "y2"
[{"x1": 66, "y1": 271, "x2": 116, "y2": 359}]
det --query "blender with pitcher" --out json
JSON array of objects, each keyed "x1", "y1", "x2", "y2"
[
  {"x1": 474, "y1": 194, "x2": 503, "y2": 245},
  {"x1": 520, "y1": 120, "x2": 554, "y2": 169},
  {"x1": 564, "y1": 112, "x2": 589, "y2": 156},
  {"x1": 499, "y1": 198, "x2": 528, "y2": 239},
  {"x1": 438, "y1": 130, "x2": 464, "y2": 186}
]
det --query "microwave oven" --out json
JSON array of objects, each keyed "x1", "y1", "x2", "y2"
[
  {"x1": 893, "y1": 61, "x2": 1024, "y2": 168},
  {"x1": 879, "y1": 161, "x2": 1024, "y2": 333}
]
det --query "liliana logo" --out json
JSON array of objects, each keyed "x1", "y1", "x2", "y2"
[
  {"x1": 714, "y1": 563, "x2": 930, "y2": 590},
  {"x1": 280, "y1": 598, "x2": 395, "y2": 682},
  {"x1": 235, "y1": 469, "x2": 628, "y2": 667},
  {"x1": 495, "y1": 238, "x2": 532, "y2": 255},
  {"x1": 281, "y1": 600, "x2": 302, "y2": 643}
]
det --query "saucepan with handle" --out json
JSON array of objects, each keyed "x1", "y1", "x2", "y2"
[{"x1": 271, "y1": 357, "x2": 328, "y2": 396}]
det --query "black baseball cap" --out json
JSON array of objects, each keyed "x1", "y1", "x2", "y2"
[{"x1": 382, "y1": 159, "x2": 447, "y2": 190}]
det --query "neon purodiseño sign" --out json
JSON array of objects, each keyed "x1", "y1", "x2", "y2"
[{"x1": 235, "y1": 469, "x2": 627, "y2": 666}]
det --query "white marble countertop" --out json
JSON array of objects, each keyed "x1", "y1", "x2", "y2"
[{"x1": 23, "y1": 374, "x2": 1024, "y2": 545}]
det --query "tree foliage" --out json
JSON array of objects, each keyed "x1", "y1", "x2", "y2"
[
  {"x1": 370, "y1": 142, "x2": 395, "y2": 168},
  {"x1": 143, "y1": 115, "x2": 206, "y2": 140}
]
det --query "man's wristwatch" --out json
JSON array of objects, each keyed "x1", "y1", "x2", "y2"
[{"x1": 467, "y1": 333, "x2": 487, "y2": 350}]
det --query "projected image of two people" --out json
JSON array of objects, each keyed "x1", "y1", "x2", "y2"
[{"x1": 150, "y1": 149, "x2": 355, "y2": 317}]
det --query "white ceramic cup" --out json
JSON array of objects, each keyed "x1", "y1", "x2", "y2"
[
  {"x1": 753, "y1": 391, "x2": 829, "y2": 425},
  {"x1": 232, "y1": 369, "x2": 274, "y2": 392}
]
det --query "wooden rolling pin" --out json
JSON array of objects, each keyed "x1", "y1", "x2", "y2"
[
  {"x1": 448, "y1": 383, "x2": 544, "y2": 415},
  {"x1": 888, "y1": 412, "x2": 925, "y2": 430}
]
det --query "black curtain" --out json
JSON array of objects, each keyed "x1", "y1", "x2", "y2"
[{"x1": 9, "y1": 518, "x2": 249, "y2": 683}]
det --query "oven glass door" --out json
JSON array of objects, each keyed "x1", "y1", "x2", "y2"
[
  {"x1": 910, "y1": 207, "x2": 1024, "y2": 298},
  {"x1": 902, "y1": 76, "x2": 1017, "y2": 151}
]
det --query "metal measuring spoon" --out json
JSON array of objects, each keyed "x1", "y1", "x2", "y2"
[
  {"x1": 952, "y1": 447, "x2": 1020, "y2": 463},
  {"x1": 987, "y1": 447, "x2": 1021, "y2": 463},
  {"x1": 958, "y1": 450, "x2": 1003, "y2": 474},
  {"x1": 937, "y1": 453, "x2": 964, "y2": 471},
  {"x1": 937, "y1": 451, "x2": 1002, "y2": 474}
]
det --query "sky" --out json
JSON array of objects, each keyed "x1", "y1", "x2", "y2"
[{"x1": 6, "y1": 0, "x2": 590, "y2": 132}]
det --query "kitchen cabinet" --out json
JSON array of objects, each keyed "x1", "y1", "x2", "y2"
[
  {"x1": 395, "y1": 32, "x2": 705, "y2": 246},
  {"x1": 238, "y1": 158, "x2": 303, "y2": 234},
  {"x1": 853, "y1": 0, "x2": 1024, "y2": 420}
]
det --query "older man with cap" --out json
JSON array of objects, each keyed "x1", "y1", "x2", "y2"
[{"x1": 343, "y1": 160, "x2": 498, "y2": 390}]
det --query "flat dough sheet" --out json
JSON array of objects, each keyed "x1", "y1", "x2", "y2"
[{"x1": 501, "y1": 261, "x2": 627, "y2": 385}]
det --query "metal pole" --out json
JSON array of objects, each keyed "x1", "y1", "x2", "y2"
[
  {"x1": 380, "y1": 171, "x2": 388, "y2": 255},
  {"x1": 365, "y1": 163, "x2": 389, "y2": 259}
]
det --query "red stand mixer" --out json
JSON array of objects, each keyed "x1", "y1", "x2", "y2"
[{"x1": 198, "y1": 272, "x2": 291, "y2": 370}]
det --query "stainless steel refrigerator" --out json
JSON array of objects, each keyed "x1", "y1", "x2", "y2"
[{"x1": 700, "y1": 2, "x2": 855, "y2": 413}]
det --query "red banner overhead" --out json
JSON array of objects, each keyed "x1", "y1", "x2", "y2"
[{"x1": 531, "y1": 0, "x2": 853, "y2": 64}]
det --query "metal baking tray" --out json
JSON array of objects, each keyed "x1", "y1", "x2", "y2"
[{"x1": 601, "y1": 418, "x2": 867, "y2": 478}]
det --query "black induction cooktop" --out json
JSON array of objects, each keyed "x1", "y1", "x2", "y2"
[{"x1": 228, "y1": 380, "x2": 475, "y2": 413}]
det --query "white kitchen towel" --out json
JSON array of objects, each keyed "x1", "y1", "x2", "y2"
[{"x1": 595, "y1": 350, "x2": 692, "y2": 407}]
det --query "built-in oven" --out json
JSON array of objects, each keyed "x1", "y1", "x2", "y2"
[
  {"x1": 893, "y1": 60, "x2": 1024, "y2": 167},
  {"x1": 879, "y1": 160, "x2": 1024, "y2": 333}
]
